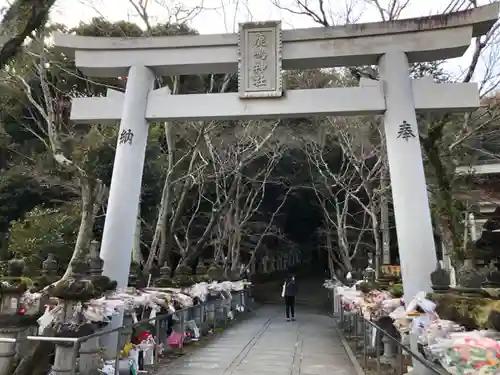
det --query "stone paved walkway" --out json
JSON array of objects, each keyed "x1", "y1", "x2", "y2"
[{"x1": 158, "y1": 306, "x2": 356, "y2": 375}]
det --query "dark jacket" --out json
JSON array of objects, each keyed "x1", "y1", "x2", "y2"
[{"x1": 284, "y1": 279, "x2": 298, "y2": 297}]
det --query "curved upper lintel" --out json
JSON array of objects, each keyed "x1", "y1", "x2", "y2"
[{"x1": 53, "y1": 3, "x2": 499, "y2": 77}]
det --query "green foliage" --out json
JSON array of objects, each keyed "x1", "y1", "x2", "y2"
[
  {"x1": 9, "y1": 205, "x2": 80, "y2": 275},
  {"x1": 72, "y1": 18, "x2": 144, "y2": 37},
  {"x1": 388, "y1": 283, "x2": 404, "y2": 298},
  {"x1": 0, "y1": 172, "x2": 76, "y2": 258},
  {"x1": 70, "y1": 126, "x2": 116, "y2": 182}
]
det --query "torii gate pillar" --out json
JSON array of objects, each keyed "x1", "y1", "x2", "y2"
[
  {"x1": 100, "y1": 65, "x2": 155, "y2": 288},
  {"x1": 98, "y1": 65, "x2": 154, "y2": 357},
  {"x1": 379, "y1": 51, "x2": 437, "y2": 301}
]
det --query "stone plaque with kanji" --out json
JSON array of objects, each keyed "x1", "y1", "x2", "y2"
[{"x1": 238, "y1": 21, "x2": 283, "y2": 98}]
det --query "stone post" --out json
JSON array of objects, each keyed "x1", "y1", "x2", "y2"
[
  {"x1": 52, "y1": 344, "x2": 75, "y2": 375},
  {"x1": 409, "y1": 334, "x2": 434, "y2": 375},
  {"x1": 78, "y1": 336, "x2": 101, "y2": 375},
  {"x1": 119, "y1": 313, "x2": 134, "y2": 349},
  {"x1": 0, "y1": 328, "x2": 21, "y2": 375},
  {"x1": 379, "y1": 51, "x2": 437, "y2": 301},
  {"x1": 215, "y1": 298, "x2": 225, "y2": 324},
  {"x1": 206, "y1": 300, "x2": 215, "y2": 330},
  {"x1": 380, "y1": 335, "x2": 396, "y2": 364}
]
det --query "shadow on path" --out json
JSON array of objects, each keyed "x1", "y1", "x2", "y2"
[{"x1": 155, "y1": 306, "x2": 355, "y2": 375}]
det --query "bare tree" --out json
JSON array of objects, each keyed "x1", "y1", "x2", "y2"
[
  {"x1": 303, "y1": 115, "x2": 383, "y2": 274},
  {"x1": 207, "y1": 122, "x2": 287, "y2": 275},
  {"x1": 5, "y1": 34, "x2": 112, "y2": 279},
  {"x1": 172, "y1": 119, "x2": 281, "y2": 271},
  {"x1": 273, "y1": 0, "x2": 500, "y2": 267}
]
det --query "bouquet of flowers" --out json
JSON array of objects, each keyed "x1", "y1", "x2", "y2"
[
  {"x1": 426, "y1": 335, "x2": 500, "y2": 375},
  {"x1": 359, "y1": 290, "x2": 391, "y2": 320},
  {"x1": 418, "y1": 320, "x2": 464, "y2": 346},
  {"x1": 342, "y1": 300, "x2": 357, "y2": 312}
]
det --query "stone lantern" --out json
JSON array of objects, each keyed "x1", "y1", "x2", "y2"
[
  {"x1": 0, "y1": 258, "x2": 31, "y2": 375},
  {"x1": 42, "y1": 253, "x2": 58, "y2": 275},
  {"x1": 155, "y1": 262, "x2": 174, "y2": 287},
  {"x1": 207, "y1": 263, "x2": 224, "y2": 281},
  {"x1": 363, "y1": 258, "x2": 376, "y2": 283},
  {"x1": 47, "y1": 255, "x2": 116, "y2": 375},
  {"x1": 88, "y1": 240, "x2": 103, "y2": 277},
  {"x1": 196, "y1": 260, "x2": 208, "y2": 282},
  {"x1": 0, "y1": 258, "x2": 27, "y2": 314},
  {"x1": 34, "y1": 254, "x2": 59, "y2": 291},
  {"x1": 430, "y1": 261, "x2": 451, "y2": 293}
]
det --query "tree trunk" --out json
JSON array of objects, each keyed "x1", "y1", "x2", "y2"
[
  {"x1": 11, "y1": 327, "x2": 55, "y2": 375},
  {"x1": 230, "y1": 179, "x2": 242, "y2": 273},
  {"x1": 370, "y1": 208, "x2": 382, "y2": 278},
  {"x1": 143, "y1": 123, "x2": 174, "y2": 272},
  {"x1": 325, "y1": 228, "x2": 341, "y2": 276},
  {"x1": 380, "y1": 165, "x2": 391, "y2": 265},
  {"x1": 11, "y1": 342, "x2": 53, "y2": 375},
  {"x1": 61, "y1": 177, "x2": 98, "y2": 279},
  {"x1": 176, "y1": 175, "x2": 239, "y2": 269},
  {"x1": 334, "y1": 200, "x2": 352, "y2": 272},
  {"x1": 0, "y1": 0, "x2": 57, "y2": 69}
]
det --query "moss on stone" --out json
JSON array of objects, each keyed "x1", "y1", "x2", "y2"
[{"x1": 429, "y1": 292, "x2": 500, "y2": 330}]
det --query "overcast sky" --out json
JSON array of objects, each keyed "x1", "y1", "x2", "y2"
[
  {"x1": 54, "y1": 0, "x2": 451, "y2": 31},
  {"x1": 2, "y1": 0, "x2": 497, "y2": 84}
]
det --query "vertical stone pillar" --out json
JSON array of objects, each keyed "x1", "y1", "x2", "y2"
[
  {"x1": 0, "y1": 328, "x2": 21, "y2": 375},
  {"x1": 52, "y1": 344, "x2": 75, "y2": 375},
  {"x1": 118, "y1": 313, "x2": 134, "y2": 349},
  {"x1": 379, "y1": 51, "x2": 437, "y2": 301},
  {"x1": 380, "y1": 335, "x2": 396, "y2": 364},
  {"x1": 100, "y1": 64, "x2": 155, "y2": 288},
  {"x1": 79, "y1": 336, "x2": 100, "y2": 375},
  {"x1": 206, "y1": 301, "x2": 215, "y2": 329},
  {"x1": 99, "y1": 65, "x2": 155, "y2": 355}
]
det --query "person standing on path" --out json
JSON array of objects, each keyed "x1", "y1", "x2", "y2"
[{"x1": 282, "y1": 275, "x2": 298, "y2": 321}]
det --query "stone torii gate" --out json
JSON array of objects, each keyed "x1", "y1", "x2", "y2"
[{"x1": 55, "y1": 4, "x2": 498, "y2": 303}]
